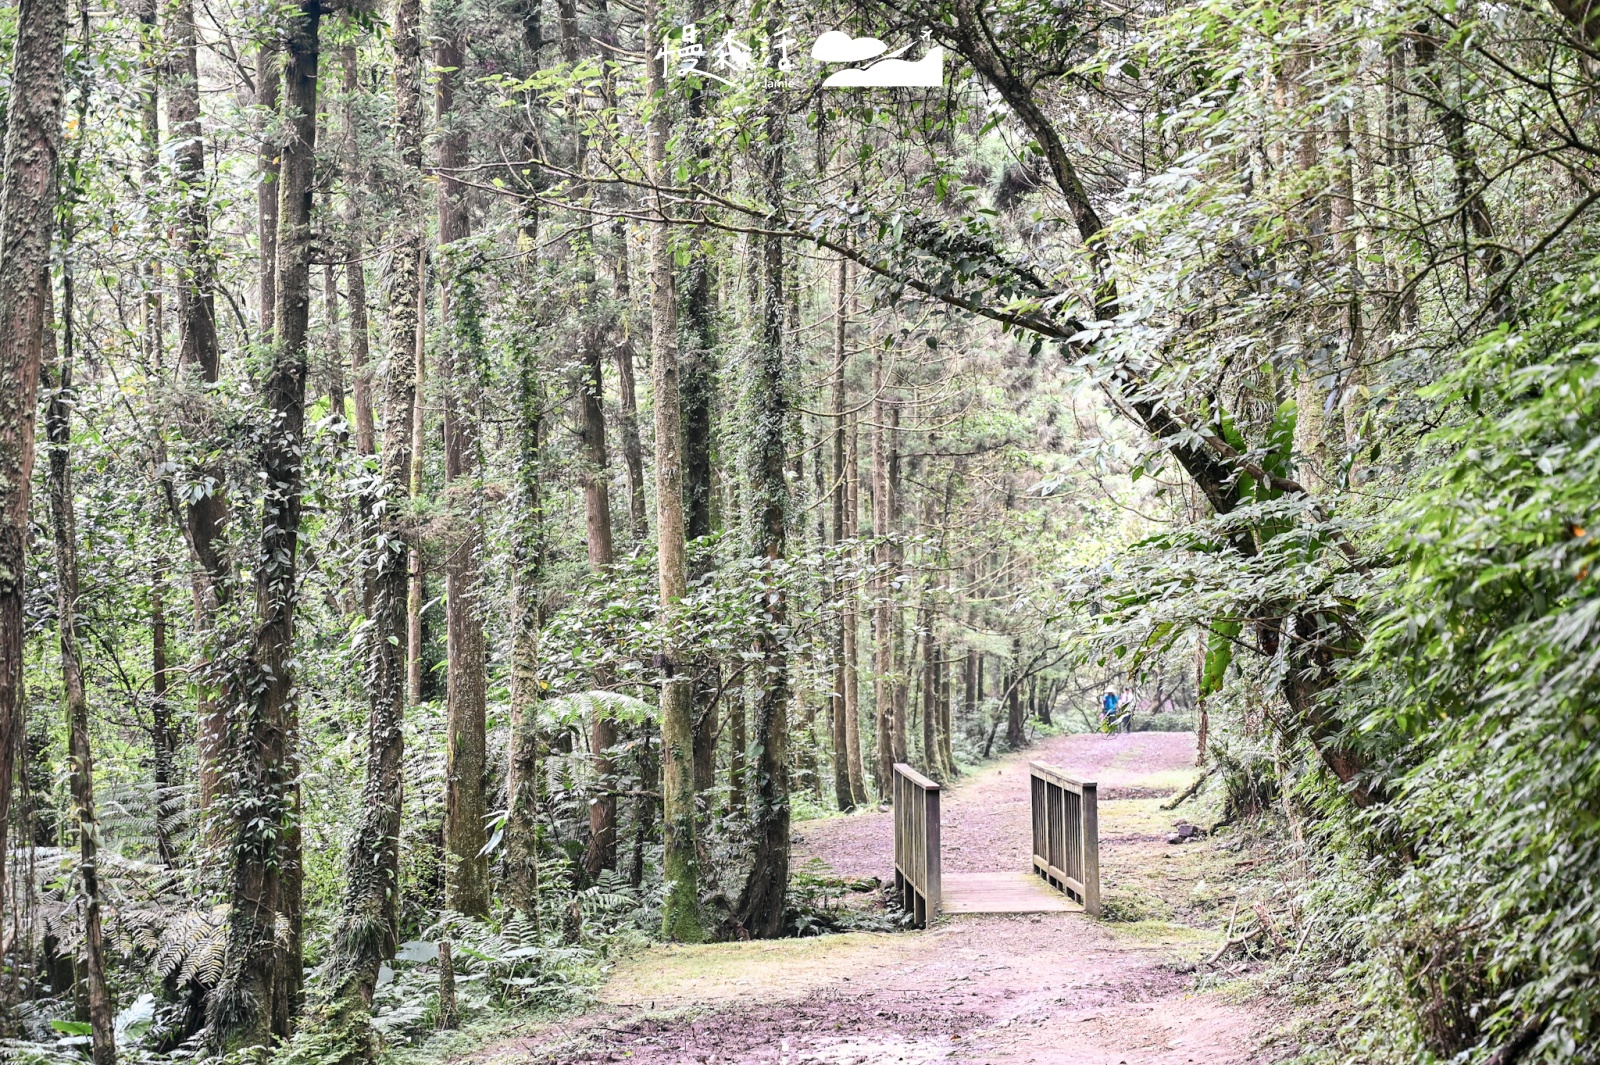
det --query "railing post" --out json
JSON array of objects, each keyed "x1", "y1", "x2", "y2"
[
  {"x1": 1029, "y1": 761, "x2": 1100, "y2": 916},
  {"x1": 1080, "y1": 781, "x2": 1100, "y2": 917},
  {"x1": 924, "y1": 782, "x2": 940, "y2": 922},
  {"x1": 892, "y1": 763, "x2": 941, "y2": 928}
]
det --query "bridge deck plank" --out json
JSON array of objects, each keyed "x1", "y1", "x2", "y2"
[{"x1": 939, "y1": 871, "x2": 1082, "y2": 915}]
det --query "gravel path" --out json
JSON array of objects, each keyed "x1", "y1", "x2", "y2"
[
  {"x1": 482, "y1": 731, "x2": 1265, "y2": 1065},
  {"x1": 794, "y1": 731, "x2": 1198, "y2": 881}
]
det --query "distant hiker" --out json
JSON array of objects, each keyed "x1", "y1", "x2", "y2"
[
  {"x1": 1118, "y1": 687, "x2": 1136, "y2": 733},
  {"x1": 1100, "y1": 690, "x2": 1119, "y2": 733}
]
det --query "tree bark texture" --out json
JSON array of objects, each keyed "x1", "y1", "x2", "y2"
[
  {"x1": 316, "y1": 0, "x2": 422, "y2": 1047},
  {"x1": 47, "y1": 266, "x2": 117, "y2": 1065},
  {"x1": 339, "y1": 40, "x2": 376, "y2": 457},
  {"x1": 829, "y1": 255, "x2": 854, "y2": 810},
  {"x1": 646, "y1": 0, "x2": 705, "y2": 941},
  {"x1": 577, "y1": 265, "x2": 618, "y2": 883},
  {"x1": 733, "y1": 84, "x2": 791, "y2": 938},
  {"x1": 0, "y1": 0, "x2": 68, "y2": 929},
  {"x1": 843, "y1": 414, "x2": 867, "y2": 805},
  {"x1": 436, "y1": 22, "x2": 491, "y2": 919},
  {"x1": 212, "y1": 4, "x2": 318, "y2": 1049}
]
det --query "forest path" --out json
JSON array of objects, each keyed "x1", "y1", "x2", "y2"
[{"x1": 479, "y1": 732, "x2": 1264, "y2": 1064}]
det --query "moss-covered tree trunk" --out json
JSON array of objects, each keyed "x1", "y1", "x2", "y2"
[
  {"x1": 435, "y1": 18, "x2": 490, "y2": 919},
  {"x1": 312, "y1": 0, "x2": 423, "y2": 1052},
  {"x1": 212, "y1": 2, "x2": 318, "y2": 1048},
  {"x1": 732, "y1": 72, "x2": 791, "y2": 938},
  {"x1": 169, "y1": 0, "x2": 233, "y2": 835},
  {"x1": 645, "y1": 0, "x2": 705, "y2": 942}
]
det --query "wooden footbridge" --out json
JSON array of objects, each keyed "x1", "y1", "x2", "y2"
[{"x1": 892, "y1": 761, "x2": 1100, "y2": 927}]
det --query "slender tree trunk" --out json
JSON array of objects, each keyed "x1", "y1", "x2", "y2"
[
  {"x1": 407, "y1": 271, "x2": 427, "y2": 704},
  {"x1": 645, "y1": 0, "x2": 705, "y2": 942},
  {"x1": 732, "y1": 71, "x2": 791, "y2": 938},
  {"x1": 256, "y1": 36, "x2": 280, "y2": 343},
  {"x1": 505, "y1": 346, "x2": 545, "y2": 916},
  {"x1": 920, "y1": 600, "x2": 937, "y2": 778},
  {"x1": 871, "y1": 350, "x2": 894, "y2": 796},
  {"x1": 843, "y1": 414, "x2": 867, "y2": 805},
  {"x1": 964, "y1": 646, "x2": 977, "y2": 737},
  {"x1": 1006, "y1": 640, "x2": 1026, "y2": 749},
  {"x1": 504, "y1": 6, "x2": 547, "y2": 918},
  {"x1": 48, "y1": 249, "x2": 116, "y2": 1065},
  {"x1": 681, "y1": 207, "x2": 718, "y2": 803},
  {"x1": 610, "y1": 221, "x2": 648, "y2": 542},
  {"x1": 139, "y1": 0, "x2": 177, "y2": 873},
  {"x1": 169, "y1": 0, "x2": 232, "y2": 826},
  {"x1": 577, "y1": 267, "x2": 618, "y2": 883},
  {"x1": 339, "y1": 41, "x2": 376, "y2": 457},
  {"x1": 888, "y1": 410, "x2": 908, "y2": 767},
  {"x1": 561, "y1": 6, "x2": 619, "y2": 875},
  {"x1": 829, "y1": 255, "x2": 853, "y2": 810},
  {"x1": 316, "y1": 0, "x2": 422, "y2": 1046},
  {"x1": 0, "y1": 0, "x2": 67, "y2": 976},
  {"x1": 435, "y1": 22, "x2": 490, "y2": 919},
  {"x1": 151, "y1": 552, "x2": 178, "y2": 868},
  {"x1": 213, "y1": 3, "x2": 318, "y2": 1049},
  {"x1": 934, "y1": 642, "x2": 947, "y2": 777}
]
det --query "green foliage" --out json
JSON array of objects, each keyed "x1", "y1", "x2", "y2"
[{"x1": 1349, "y1": 264, "x2": 1600, "y2": 1061}]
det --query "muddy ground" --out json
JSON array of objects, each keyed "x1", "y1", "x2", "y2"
[{"x1": 474, "y1": 731, "x2": 1268, "y2": 1065}]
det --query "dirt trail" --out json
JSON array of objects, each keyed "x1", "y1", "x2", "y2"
[{"x1": 481, "y1": 733, "x2": 1263, "y2": 1065}]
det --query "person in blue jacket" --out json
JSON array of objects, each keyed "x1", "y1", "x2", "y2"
[{"x1": 1100, "y1": 689, "x2": 1119, "y2": 733}]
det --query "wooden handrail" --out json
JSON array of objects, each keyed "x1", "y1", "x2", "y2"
[
  {"x1": 1029, "y1": 761, "x2": 1100, "y2": 916},
  {"x1": 892, "y1": 762, "x2": 941, "y2": 927}
]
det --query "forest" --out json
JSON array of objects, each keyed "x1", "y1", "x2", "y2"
[{"x1": 0, "y1": 0, "x2": 1596, "y2": 1060}]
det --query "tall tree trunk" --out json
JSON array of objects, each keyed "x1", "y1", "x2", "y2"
[
  {"x1": 256, "y1": 36, "x2": 280, "y2": 343},
  {"x1": 920, "y1": 599, "x2": 937, "y2": 778},
  {"x1": 338, "y1": 41, "x2": 376, "y2": 456},
  {"x1": 170, "y1": 0, "x2": 231, "y2": 825},
  {"x1": 843, "y1": 413, "x2": 867, "y2": 805},
  {"x1": 151, "y1": 551, "x2": 177, "y2": 868},
  {"x1": 829, "y1": 255, "x2": 853, "y2": 811},
  {"x1": 939, "y1": 642, "x2": 955, "y2": 777},
  {"x1": 577, "y1": 268, "x2": 618, "y2": 882},
  {"x1": 138, "y1": 0, "x2": 177, "y2": 873},
  {"x1": 964, "y1": 645, "x2": 977, "y2": 741},
  {"x1": 870, "y1": 350, "x2": 894, "y2": 796},
  {"x1": 48, "y1": 242, "x2": 116, "y2": 1065},
  {"x1": 610, "y1": 221, "x2": 648, "y2": 542},
  {"x1": 316, "y1": 0, "x2": 423, "y2": 1046},
  {"x1": 681, "y1": 205, "x2": 718, "y2": 803},
  {"x1": 407, "y1": 270, "x2": 427, "y2": 705},
  {"x1": 645, "y1": 0, "x2": 705, "y2": 942},
  {"x1": 732, "y1": 75, "x2": 790, "y2": 938},
  {"x1": 213, "y1": 3, "x2": 319, "y2": 1049},
  {"x1": 554, "y1": 0, "x2": 622, "y2": 884},
  {"x1": 888, "y1": 409, "x2": 907, "y2": 767},
  {"x1": 505, "y1": 339, "x2": 545, "y2": 916},
  {"x1": 0, "y1": 0, "x2": 67, "y2": 962},
  {"x1": 504, "y1": 2, "x2": 547, "y2": 918},
  {"x1": 435, "y1": 20, "x2": 490, "y2": 919},
  {"x1": 1005, "y1": 640, "x2": 1026, "y2": 749}
]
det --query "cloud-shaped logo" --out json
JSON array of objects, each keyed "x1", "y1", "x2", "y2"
[
  {"x1": 812, "y1": 31, "x2": 889, "y2": 63},
  {"x1": 821, "y1": 47, "x2": 944, "y2": 88}
]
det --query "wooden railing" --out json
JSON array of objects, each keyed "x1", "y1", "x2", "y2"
[
  {"x1": 1029, "y1": 761, "x2": 1100, "y2": 916},
  {"x1": 892, "y1": 763, "x2": 941, "y2": 927}
]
